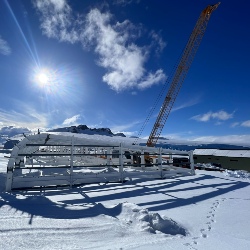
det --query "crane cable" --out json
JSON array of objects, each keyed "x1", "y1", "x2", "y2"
[
  {"x1": 135, "y1": 3, "x2": 220, "y2": 147},
  {"x1": 133, "y1": 47, "x2": 186, "y2": 145}
]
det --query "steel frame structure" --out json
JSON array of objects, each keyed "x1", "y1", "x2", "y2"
[{"x1": 6, "y1": 133, "x2": 194, "y2": 191}]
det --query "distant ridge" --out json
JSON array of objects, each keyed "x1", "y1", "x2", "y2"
[
  {"x1": 47, "y1": 125, "x2": 126, "y2": 137},
  {"x1": 144, "y1": 142, "x2": 250, "y2": 151}
]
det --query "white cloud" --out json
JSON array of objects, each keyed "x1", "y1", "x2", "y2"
[
  {"x1": 141, "y1": 130, "x2": 250, "y2": 147},
  {"x1": 120, "y1": 131, "x2": 136, "y2": 137},
  {"x1": 33, "y1": 1, "x2": 166, "y2": 92},
  {"x1": 33, "y1": 0, "x2": 79, "y2": 43},
  {"x1": 191, "y1": 110, "x2": 233, "y2": 122},
  {"x1": 112, "y1": 0, "x2": 139, "y2": 6},
  {"x1": 110, "y1": 120, "x2": 141, "y2": 134},
  {"x1": 0, "y1": 126, "x2": 31, "y2": 137},
  {"x1": 172, "y1": 97, "x2": 200, "y2": 112},
  {"x1": 83, "y1": 8, "x2": 166, "y2": 91},
  {"x1": 149, "y1": 31, "x2": 166, "y2": 55},
  {"x1": 192, "y1": 135, "x2": 250, "y2": 146},
  {"x1": 0, "y1": 36, "x2": 11, "y2": 55},
  {"x1": 230, "y1": 120, "x2": 250, "y2": 128},
  {"x1": 138, "y1": 69, "x2": 166, "y2": 89},
  {"x1": 49, "y1": 0, "x2": 66, "y2": 10},
  {"x1": 62, "y1": 114, "x2": 81, "y2": 126},
  {"x1": 0, "y1": 106, "x2": 48, "y2": 129},
  {"x1": 231, "y1": 122, "x2": 239, "y2": 128},
  {"x1": 212, "y1": 111, "x2": 233, "y2": 120},
  {"x1": 241, "y1": 120, "x2": 250, "y2": 127}
]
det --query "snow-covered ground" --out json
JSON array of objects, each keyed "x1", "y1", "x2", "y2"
[{"x1": 0, "y1": 138, "x2": 250, "y2": 249}]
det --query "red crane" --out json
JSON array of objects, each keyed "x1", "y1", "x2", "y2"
[{"x1": 146, "y1": 3, "x2": 220, "y2": 147}]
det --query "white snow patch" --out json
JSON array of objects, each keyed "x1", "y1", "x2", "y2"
[
  {"x1": 115, "y1": 202, "x2": 187, "y2": 235},
  {"x1": 224, "y1": 169, "x2": 250, "y2": 180},
  {"x1": 0, "y1": 153, "x2": 8, "y2": 192},
  {"x1": 1, "y1": 142, "x2": 250, "y2": 250}
]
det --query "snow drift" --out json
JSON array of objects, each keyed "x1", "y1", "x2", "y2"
[{"x1": 115, "y1": 202, "x2": 187, "y2": 235}]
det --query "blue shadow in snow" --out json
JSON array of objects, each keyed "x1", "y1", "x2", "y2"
[
  {"x1": 0, "y1": 192, "x2": 122, "y2": 221},
  {"x1": 0, "y1": 173, "x2": 249, "y2": 220}
]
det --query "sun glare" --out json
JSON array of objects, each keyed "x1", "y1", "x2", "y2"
[
  {"x1": 35, "y1": 69, "x2": 51, "y2": 87},
  {"x1": 31, "y1": 65, "x2": 76, "y2": 97},
  {"x1": 33, "y1": 68, "x2": 58, "y2": 93},
  {"x1": 37, "y1": 72, "x2": 49, "y2": 85}
]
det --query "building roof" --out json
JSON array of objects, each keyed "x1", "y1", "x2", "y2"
[
  {"x1": 12, "y1": 133, "x2": 191, "y2": 156},
  {"x1": 193, "y1": 149, "x2": 250, "y2": 158}
]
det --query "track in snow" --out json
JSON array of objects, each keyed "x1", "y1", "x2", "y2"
[{"x1": 184, "y1": 198, "x2": 226, "y2": 249}]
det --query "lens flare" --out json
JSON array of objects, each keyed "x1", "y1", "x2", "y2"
[
  {"x1": 4, "y1": 0, "x2": 39, "y2": 66},
  {"x1": 32, "y1": 67, "x2": 60, "y2": 94},
  {"x1": 37, "y1": 72, "x2": 49, "y2": 85},
  {"x1": 30, "y1": 64, "x2": 85, "y2": 113}
]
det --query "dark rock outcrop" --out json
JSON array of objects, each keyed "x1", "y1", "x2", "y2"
[{"x1": 48, "y1": 125, "x2": 126, "y2": 137}]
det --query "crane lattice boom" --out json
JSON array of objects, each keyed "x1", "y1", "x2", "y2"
[{"x1": 146, "y1": 3, "x2": 220, "y2": 147}]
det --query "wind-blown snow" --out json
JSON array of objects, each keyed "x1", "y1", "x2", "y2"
[
  {"x1": 224, "y1": 169, "x2": 250, "y2": 180},
  {"x1": 115, "y1": 202, "x2": 187, "y2": 235}
]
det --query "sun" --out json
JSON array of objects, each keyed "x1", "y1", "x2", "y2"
[
  {"x1": 33, "y1": 68, "x2": 59, "y2": 94},
  {"x1": 31, "y1": 65, "x2": 69, "y2": 96},
  {"x1": 35, "y1": 69, "x2": 51, "y2": 87},
  {"x1": 37, "y1": 72, "x2": 49, "y2": 85}
]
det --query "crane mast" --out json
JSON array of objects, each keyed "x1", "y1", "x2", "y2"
[{"x1": 146, "y1": 3, "x2": 220, "y2": 147}]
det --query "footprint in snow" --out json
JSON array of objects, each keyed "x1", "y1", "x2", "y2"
[
  {"x1": 184, "y1": 242, "x2": 198, "y2": 250},
  {"x1": 184, "y1": 199, "x2": 224, "y2": 248},
  {"x1": 202, "y1": 233, "x2": 208, "y2": 238}
]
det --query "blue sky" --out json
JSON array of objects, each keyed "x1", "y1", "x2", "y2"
[{"x1": 0, "y1": 0, "x2": 250, "y2": 145}]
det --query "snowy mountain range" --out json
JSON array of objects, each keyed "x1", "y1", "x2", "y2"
[
  {"x1": 0, "y1": 125, "x2": 126, "y2": 149},
  {"x1": 1, "y1": 125, "x2": 250, "y2": 151},
  {"x1": 47, "y1": 125, "x2": 126, "y2": 137},
  {"x1": 0, "y1": 126, "x2": 32, "y2": 145}
]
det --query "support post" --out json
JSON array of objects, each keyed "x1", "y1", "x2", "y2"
[
  {"x1": 141, "y1": 150, "x2": 145, "y2": 170},
  {"x1": 189, "y1": 151, "x2": 195, "y2": 175},
  {"x1": 6, "y1": 166, "x2": 13, "y2": 192},
  {"x1": 70, "y1": 136, "x2": 74, "y2": 188},
  {"x1": 97, "y1": 147, "x2": 100, "y2": 165},
  {"x1": 85, "y1": 147, "x2": 88, "y2": 155},
  {"x1": 109, "y1": 148, "x2": 113, "y2": 165},
  {"x1": 158, "y1": 148, "x2": 163, "y2": 178},
  {"x1": 119, "y1": 143, "x2": 124, "y2": 182},
  {"x1": 106, "y1": 148, "x2": 111, "y2": 166}
]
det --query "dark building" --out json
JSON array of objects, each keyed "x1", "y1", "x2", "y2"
[{"x1": 193, "y1": 149, "x2": 250, "y2": 171}]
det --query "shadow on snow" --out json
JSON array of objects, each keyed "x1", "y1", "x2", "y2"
[{"x1": 0, "y1": 173, "x2": 249, "y2": 221}]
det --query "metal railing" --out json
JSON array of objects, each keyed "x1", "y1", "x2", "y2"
[{"x1": 6, "y1": 134, "x2": 195, "y2": 191}]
